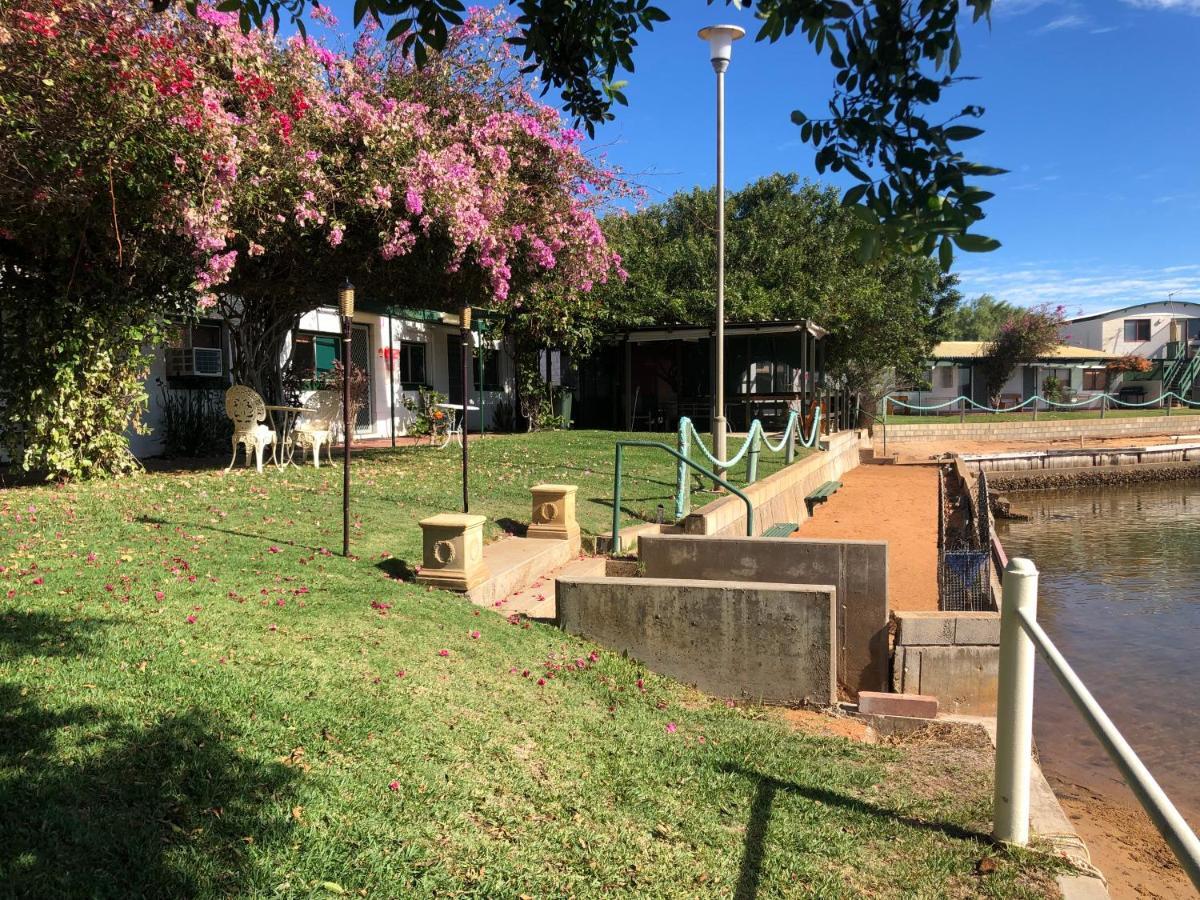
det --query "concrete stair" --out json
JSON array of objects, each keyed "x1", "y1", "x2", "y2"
[{"x1": 494, "y1": 554, "x2": 606, "y2": 622}]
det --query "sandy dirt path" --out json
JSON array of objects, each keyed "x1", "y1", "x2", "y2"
[{"x1": 794, "y1": 462, "x2": 939, "y2": 611}]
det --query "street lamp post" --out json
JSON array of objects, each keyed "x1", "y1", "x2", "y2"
[
  {"x1": 338, "y1": 278, "x2": 355, "y2": 557},
  {"x1": 698, "y1": 23, "x2": 745, "y2": 479}
]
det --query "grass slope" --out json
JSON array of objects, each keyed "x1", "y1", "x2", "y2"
[{"x1": 0, "y1": 432, "x2": 1059, "y2": 897}]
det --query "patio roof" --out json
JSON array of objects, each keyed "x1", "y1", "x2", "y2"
[
  {"x1": 930, "y1": 341, "x2": 1120, "y2": 362},
  {"x1": 611, "y1": 319, "x2": 827, "y2": 343}
]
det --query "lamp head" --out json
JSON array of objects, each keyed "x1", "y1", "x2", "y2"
[
  {"x1": 338, "y1": 278, "x2": 355, "y2": 318},
  {"x1": 460, "y1": 306, "x2": 472, "y2": 330},
  {"x1": 698, "y1": 24, "x2": 745, "y2": 73}
]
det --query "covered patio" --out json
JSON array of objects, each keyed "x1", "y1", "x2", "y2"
[{"x1": 574, "y1": 319, "x2": 837, "y2": 432}]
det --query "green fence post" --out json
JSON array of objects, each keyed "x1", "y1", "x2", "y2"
[
  {"x1": 785, "y1": 411, "x2": 796, "y2": 464},
  {"x1": 675, "y1": 418, "x2": 690, "y2": 519},
  {"x1": 960, "y1": 396, "x2": 966, "y2": 424},
  {"x1": 1032, "y1": 395, "x2": 1038, "y2": 422},
  {"x1": 747, "y1": 424, "x2": 761, "y2": 485},
  {"x1": 611, "y1": 444, "x2": 623, "y2": 555},
  {"x1": 1100, "y1": 394, "x2": 1107, "y2": 419}
]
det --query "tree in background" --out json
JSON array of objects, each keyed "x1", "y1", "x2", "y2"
[
  {"x1": 940, "y1": 293, "x2": 1017, "y2": 340},
  {"x1": 174, "y1": 0, "x2": 1004, "y2": 270},
  {"x1": 596, "y1": 174, "x2": 960, "y2": 400},
  {"x1": 0, "y1": 1, "x2": 626, "y2": 477},
  {"x1": 979, "y1": 304, "x2": 1066, "y2": 405}
]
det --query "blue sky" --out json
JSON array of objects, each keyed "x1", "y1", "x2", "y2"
[{"x1": 318, "y1": 0, "x2": 1200, "y2": 315}]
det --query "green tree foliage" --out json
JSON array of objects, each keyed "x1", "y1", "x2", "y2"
[
  {"x1": 175, "y1": 0, "x2": 1003, "y2": 267},
  {"x1": 939, "y1": 293, "x2": 1017, "y2": 340},
  {"x1": 595, "y1": 173, "x2": 960, "y2": 396},
  {"x1": 979, "y1": 303, "x2": 1066, "y2": 404}
]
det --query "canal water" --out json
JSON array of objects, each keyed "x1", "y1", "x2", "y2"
[{"x1": 996, "y1": 479, "x2": 1200, "y2": 824}]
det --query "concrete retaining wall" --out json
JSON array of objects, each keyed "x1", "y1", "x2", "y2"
[
  {"x1": 987, "y1": 461, "x2": 1200, "y2": 490},
  {"x1": 556, "y1": 576, "x2": 837, "y2": 706},
  {"x1": 884, "y1": 416, "x2": 1200, "y2": 444},
  {"x1": 892, "y1": 610, "x2": 1000, "y2": 715},
  {"x1": 682, "y1": 430, "x2": 866, "y2": 537},
  {"x1": 637, "y1": 533, "x2": 887, "y2": 695}
]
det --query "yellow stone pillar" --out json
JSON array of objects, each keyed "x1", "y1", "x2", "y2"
[
  {"x1": 527, "y1": 483, "x2": 580, "y2": 552},
  {"x1": 416, "y1": 513, "x2": 490, "y2": 591}
]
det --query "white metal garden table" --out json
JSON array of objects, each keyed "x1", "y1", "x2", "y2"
[{"x1": 434, "y1": 403, "x2": 480, "y2": 449}]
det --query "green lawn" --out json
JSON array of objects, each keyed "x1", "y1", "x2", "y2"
[
  {"x1": 0, "y1": 430, "x2": 1061, "y2": 897},
  {"x1": 885, "y1": 407, "x2": 1200, "y2": 425}
]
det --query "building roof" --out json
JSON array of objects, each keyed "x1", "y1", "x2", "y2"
[
  {"x1": 931, "y1": 341, "x2": 1120, "y2": 362},
  {"x1": 615, "y1": 319, "x2": 827, "y2": 343},
  {"x1": 1066, "y1": 299, "x2": 1200, "y2": 324}
]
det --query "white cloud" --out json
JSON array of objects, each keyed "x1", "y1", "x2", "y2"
[
  {"x1": 1122, "y1": 0, "x2": 1200, "y2": 13},
  {"x1": 954, "y1": 263, "x2": 1200, "y2": 315},
  {"x1": 1036, "y1": 13, "x2": 1088, "y2": 31}
]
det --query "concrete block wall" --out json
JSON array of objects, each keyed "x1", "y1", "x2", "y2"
[
  {"x1": 637, "y1": 533, "x2": 888, "y2": 695},
  {"x1": 892, "y1": 610, "x2": 1000, "y2": 715},
  {"x1": 556, "y1": 576, "x2": 838, "y2": 706},
  {"x1": 682, "y1": 430, "x2": 866, "y2": 537},
  {"x1": 884, "y1": 416, "x2": 1200, "y2": 444}
]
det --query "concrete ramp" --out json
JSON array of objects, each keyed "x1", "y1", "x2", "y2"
[{"x1": 556, "y1": 576, "x2": 837, "y2": 706}]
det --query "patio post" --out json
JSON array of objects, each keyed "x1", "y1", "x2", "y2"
[
  {"x1": 338, "y1": 279, "x2": 355, "y2": 557},
  {"x1": 388, "y1": 312, "x2": 397, "y2": 448}
]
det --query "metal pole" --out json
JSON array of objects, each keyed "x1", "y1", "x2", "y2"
[
  {"x1": 993, "y1": 557, "x2": 1038, "y2": 844},
  {"x1": 960, "y1": 395, "x2": 966, "y2": 424},
  {"x1": 387, "y1": 313, "x2": 397, "y2": 448},
  {"x1": 1018, "y1": 607, "x2": 1200, "y2": 890},
  {"x1": 342, "y1": 314, "x2": 352, "y2": 557},
  {"x1": 712, "y1": 62, "x2": 728, "y2": 479},
  {"x1": 476, "y1": 324, "x2": 485, "y2": 436},
  {"x1": 611, "y1": 444, "x2": 623, "y2": 554},
  {"x1": 460, "y1": 309, "x2": 471, "y2": 513}
]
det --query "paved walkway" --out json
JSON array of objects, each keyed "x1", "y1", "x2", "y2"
[{"x1": 795, "y1": 462, "x2": 939, "y2": 611}]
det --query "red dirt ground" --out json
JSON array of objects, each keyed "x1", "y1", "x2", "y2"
[{"x1": 794, "y1": 461, "x2": 939, "y2": 612}]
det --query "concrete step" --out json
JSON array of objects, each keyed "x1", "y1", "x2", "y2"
[
  {"x1": 497, "y1": 555, "x2": 606, "y2": 621},
  {"x1": 465, "y1": 537, "x2": 574, "y2": 611}
]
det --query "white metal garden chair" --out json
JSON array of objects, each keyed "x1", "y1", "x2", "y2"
[
  {"x1": 224, "y1": 385, "x2": 276, "y2": 474},
  {"x1": 292, "y1": 390, "x2": 338, "y2": 468}
]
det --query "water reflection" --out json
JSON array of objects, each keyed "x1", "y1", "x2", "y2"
[{"x1": 997, "y1": 481, "x2": 1200, "y2": 821}]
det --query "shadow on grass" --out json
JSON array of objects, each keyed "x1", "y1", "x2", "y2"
[
  {"x1": 721, "y1": 763, "x2": 988, "y2": 900},
  {"x1": 134, "y1": 514, "x2": 327, "y2": 555},
  {"x1": 376, "y1": 556, "x2": 418, "y2": 581},
  {"x1": 0, "y1": 612, "x2": 296, "y2": 898}
]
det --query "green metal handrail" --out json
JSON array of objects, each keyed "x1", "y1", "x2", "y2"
[{"x1": 610, "y1": 440, "x2": 754, "y2": 554}]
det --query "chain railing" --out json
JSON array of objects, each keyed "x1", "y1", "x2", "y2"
[{"x1": 672, "y1": 408, "x2": 822, "y2": 519}]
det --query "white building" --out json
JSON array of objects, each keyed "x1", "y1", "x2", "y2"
[
  {"x1": 1059, "y1": 300, "x2": 1200, "y2": 402},
  {"x1": 896, "y1": 341, "x2": 1119, "y2": 410},
  {"x1": 131, "y1": 304, "x2": 517, "y2": 458}
]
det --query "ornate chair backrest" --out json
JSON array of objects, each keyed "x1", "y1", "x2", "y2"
[
  {"x1": 225, "y1": 385, "x2": 267, "y2": 432},
  {"x1": 299, "y1": 390, "x2": 340, "y2": 431}
]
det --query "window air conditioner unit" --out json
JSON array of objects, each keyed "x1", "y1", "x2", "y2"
[{"x1": 193, "y1": 347, "x2": 223, "y2": 376}]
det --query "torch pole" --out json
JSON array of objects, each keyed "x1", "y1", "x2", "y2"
[
  {"x1": 342, "y1": 315, "x2": 352, "y2": 556},
  {"x1": 461, "y1": 307, "x2": 471, "y2": 513}
]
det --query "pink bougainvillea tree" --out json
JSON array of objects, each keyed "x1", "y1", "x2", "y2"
[{"x1": 0, "y1": 0, "x2": 630, "y2": 476}]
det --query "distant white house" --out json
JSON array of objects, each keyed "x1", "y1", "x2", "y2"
[
  {"x1": 896, "y1": 341, "x2": 1119, "y2": 410},
  {"x1": 131, "y1": 305, "x2": 517, "y2": 458},
  {"x1": 1059, "y1": 300, "x2": 1200, "y2": 402}
]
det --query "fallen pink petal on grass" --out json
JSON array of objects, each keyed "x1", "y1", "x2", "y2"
[
  {"x1": 665, "y1": 722, "x2": 677, "y2": 734},
  {"x1": 437, "y1": 649, "x2": 449, "y2": 657}
]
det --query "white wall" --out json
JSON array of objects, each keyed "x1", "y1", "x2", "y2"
[{"x1": 1061, "y1": 301, "x2": 1200, "y2": 358}]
